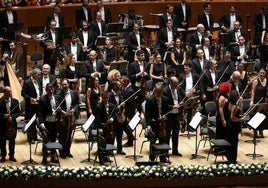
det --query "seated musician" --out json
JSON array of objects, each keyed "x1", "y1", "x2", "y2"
[{"x1": 145, "y1": 82, "x2": 170, "y2": 163}]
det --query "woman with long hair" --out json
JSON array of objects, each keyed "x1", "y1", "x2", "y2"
[{"x1": 86, "y1": 76, "x2": 101, "y2": 117}]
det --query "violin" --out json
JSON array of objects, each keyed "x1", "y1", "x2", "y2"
[
  {"x1": 158, "y1": 118, "x2": 167, "y2": 139},
  {"x1": 5, "y1": 116, "x2": 16, "y2": 137},
  {"x1": 116, "y1": 103, "x2": 126, "y2": 123}
]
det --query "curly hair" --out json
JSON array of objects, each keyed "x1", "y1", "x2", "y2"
[{"x1": 218, "y1": 82, "x2": 232, "y2": 95}]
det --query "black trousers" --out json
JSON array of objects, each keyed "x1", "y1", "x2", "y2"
[{"x1": 0, "y1": 132, "x2": 16, "y2": 158}]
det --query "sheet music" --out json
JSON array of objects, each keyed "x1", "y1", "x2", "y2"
[
  {"x1": 23, "y1": 113, "x2": 36, "y2": 133},
  {"x1": 247, "y1": 112, "x2": 266, "y2": 129},
  {"x1": 189, "y1": 111, "x2": 202, "y2": 130},
  {"x1": 82, "y1": 114, "x2": 95, "y2": 132},
  {"x1": 128, "y1": 111, "x2": 141, "y2": 131}
]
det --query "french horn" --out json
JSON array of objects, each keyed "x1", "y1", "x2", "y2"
[{"x1": 20, "y1": 32, "x2": 49, "y2": 41}]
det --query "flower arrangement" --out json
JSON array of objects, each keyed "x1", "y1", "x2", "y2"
[{"x1": 0, "y1": 162, "x2": 268, "y2": 180}]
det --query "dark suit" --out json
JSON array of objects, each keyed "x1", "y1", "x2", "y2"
[
  {"x1": 77, "y1": 29, "x2": 96, "y2": 60},
  {"x1": 230, "y1": 44, "x2": 251, "y2": 63},
  {"x1": 83, "y1": 59, "x2": 106, "y2": 85},
  {"x1": 58, "y1": 89, "x2": 79, "y2": 157},
  {"x1": 253, "y1": 11, "x2": 268, "y2": 44},
  {"x1": 198, "y1": 12, "x2": 214, "y2": 33},
  {"x1": 159, "y1": 13, "x2": 179, "y2": 29},
  {"x1": 47, "y1": 13, "x2": 65, "y2": 28},
  {"x1": 163, "y1": 85, "x2": 184, "y2": 154},
  {"x1": 229, "y1": 78, "x2": 243, "y2": 94},
  {"x1": 189, "y1": 32, "x2": 204, "y2": 58},
  {"x1": 0, "y1": 9, "x2": 17, "y2": 41},
  {"x1": 127, "y1": 31, "x2": 144, "y2": 62},
  {"x1": 94, "y1": 7, "x2": 112, "y2": 24},
  {"x1": 0, "y1": 97, "x2": 19, "y2": 159},
  {"x1": 90, "y1": 19, "x2": 107, "y2": 37},
  {"x1": 191, "y1": 58, "x2": 209, "y2": 76},
  {"x1": 174, "y1": 3, "x2": 192, "y2": 29},
  {"x1": 218, "y1": 13, "x2": 243, "y2": 30},
  {"x1": 40, "y1": 30, "x2": 63, "y2": 75},
  {"x1": 39, "y1": 74, "x2": 59, "y2": 96},
  {"x1": 226, "y1": 29, "x2": 246, "y2": 49},
  {"x1": 75, "y1": 6, "x2": 92, "y2": 29},
  {"x1": 63, "y1": 42, "x2": 83, "y2": 62},
  {"x1": 157, "y1": 27, "x2": 178, "y2": 59},
  {"x1": 217, "y1": 60, "x2": 236, "y2": 83}
]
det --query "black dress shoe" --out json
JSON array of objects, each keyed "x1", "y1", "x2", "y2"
[
  {"x1": 51, "y1": 157, "x2": 59, "y2": 163},
  {"x1": 173, "y1": 152, "x2": 182, "y2": 157},
  {"x1": 117, "y1": 151, "x2": 126, "y2": 155},
  {"x1": 9, "y1": 156, "x2": 17, "y2": 162},
  {"x1": 0, "y1": 158, "x2": 6, "y2": 163},
  {"x1": 66, "y1": 153, "x2": 73, "y2": 158},
  {"x1": 60, "y1": 154, "x2": 66, "y2": 159},
  {"x1": 123, "y1": 142, "x2": 133, "y2": 147}
]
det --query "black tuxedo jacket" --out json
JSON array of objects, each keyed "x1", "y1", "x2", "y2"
[
  {"x1": 0, "y1": 10, "x2": 17, "y2": 28},
  {"x1": 179, "y1": 72, "x2": 200, "y2": 92},
  {"x1": 218, "y1": 13, "x2": 243, "y2": 29},
  {"x1": 90, "y1": 19, "x2": 107, "y2": 37},
  {"x1": 127, "y1": 31, "x2": 144, "y2": 52},
  {"x1": 93, "y1": 7, "x2": 112, "y2": 24},
  {"x1": 253, "y1": 11, "x2": 268, "y2": 32},
  {"x1": 191, "y1": 58, "x2": 209, "y2": 76},
  {"x1": 75, "y1": 6, "x2": 92, "y2": 29},
  {"x1": 77, "y1": 29, "x2": 96, "y2": 49},
  {"x1": 39, "y1": 74, "x2": 59, "y2": 96},
  {"x1": 159, "y1": 13, "x2": 179, "y2": 29},
  {"x1": 0, "y1": 97, "x2": 19, "y2": 132},
  {"x1": 174, "y1": 3, "x2": 192, "y2": 29},
  {"x1": 163, "y1": 85, "x2": 184, "y2": 107},
  {"x1": 157, "y1": 27, "x2": 178, "y2": 52},
  {"x1": 94, "y1": 102, "x2": 115, "y2": 129},
  {"x1": 47, "y1": 14, "x2": 65, "y2": 27},
  {"x1": 128, "y1": 61, "x2": 150, "y2": 84},
  {"x1": 38, "y1": 94, "x2": 60, "y2": 124},
  {"x1": 198, "y1": 12, "x2": 214, "y2": 32},
  {"x1": 200, "y1": 69, "x2": 221, "y2": 98},
  {"x1": 229, "y1": 79, "x2": 243, "y2": 94},
  {"x1": 63, "y1": 42, "x2": 83, "y2": 61},
  {"x1": 231, "y1": 44, "x2": 251, "y2": 62},
  {"x1": 58, "y1": 89, "x2": 79, "y2": 118},
  {"x1": 227, "y1": 29, "x2": 246, "y2": 44}
]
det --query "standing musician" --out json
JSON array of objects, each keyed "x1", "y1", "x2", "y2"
[
  {"x1": 178, "y1": 62, "x2": 199, "y2": 132},
  {"x1": 58, "y1": 79, "x2": 79, "y2": 159},
  {"x1": 0, "y1": 86, "x2": 20, "y2": 163},
  {"x1": 128, "y1": 50, "x2": 150, "y2": 113},
  {"x1": 21, "y1": 68, "x2": 42, "y2": 144},
  {"x1": 40, "y1": 19, "x2": 63, "y2": 75},
  {"x1": 200, "y1": 59, "x2": 220, "y2": 108},
  {"x1": 191, "y1": 48, "x2": 209, "y2": 77},
  {"x1": 217, "y1": 51, "x2": 236, "y2": 83},
  {"x1": 75, "y1": 0, "x2": 92, "y2": 30},
  {"x1": 229, "y1": 70, "x2": 243, "y2": 94},
  {"x1": 163, "y1": 76, "x2": 184, "y2": 156},
  {"x1": 230, "y1": 35, "x2": 251, "y2": 65},
  {"x1": 38, "y1": 83, "x2": 60, "y2": 164},
  {"x1": 40, "y1": 64, "x2": 59, "y2": 96},
  {"x1": 62, "y1": 32, "x2": 83, "y2": 62},
  {"x1": 145, "y1": 82, "x2": 170, "y2": 163}
]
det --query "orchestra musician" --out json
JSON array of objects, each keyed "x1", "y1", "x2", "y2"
[
  {"x1": 174, "y1": 0, "x2": 192, "y2": 30},
  {"x1": 159, "y1": 5, "x2": 179, "y2": 29},
  {"x1": 226, "y1": 21, "x2": 246, "y2": 51},
  {"x1": 149, "y1": 52, "x2": 167, "y2": 86},
  {"x1": 75, "y1": 0, "x2": 92, "y2": 30},
  {"x1": 101, "y1": 36, "x2": 119, "y2": 71},
  {"x1": 145, "y1": 82, "x2": 170, "y2": 163},
  {"x1": 58, "y1": 79, "x2": 79, "y2": 159},
  {"x1": 197, "y1": 3, "x2": 214, "y2": 40},
  {"x1": 47, "y1": 4, "x2": 65, "y2": 28},
  {"x1": 217, "y1": 51, "x2": 236, "y2": 83},
  {"x1": 230, "y1": 35, "x2": 251, "y2": 65},
  {"x1": 38, "y1": 83, "x2": 60, "y2": 165},
  {"x1": 21, "y1": 68, "x2": 42, "y2": 144},
  {"x1": 86, "y1": 76, "x2": 101, "y2": 117},
  {"x1": 0, "y1": 86, "x2": 20, "y2": 163},
  {"x1": 229, "y1": 70, "x2": 243, "y2": 94},
  {"x1": 62, "y1": 32, "x2": 83, "y2": 62},
  {"x1": 191, "y1": 48, "x2": 209, "y2": 77},
  {"x1": 40, "y1": 64, "x2": 59, "y2": 97},
  {"x1": 163, "y1": 76, "x2": 184, "y2": 156},
  {"x1": 93, "y1": 0, "x2": 112, "y2": 25},
  {"x1": 90, "y1": 11, "x2": 107, "y2": 37}
]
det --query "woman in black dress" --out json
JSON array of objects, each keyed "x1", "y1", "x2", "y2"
[
  {"x1": 149, "y1": 53, "x2": 167, "y2": 85},
  {"x1": 259, "y1": 31, "x2": 268, "y2": 70},
  {"x1": 86, "y1": 76, "x2": 101, "y2": 117},
  {"x1": 250, "y1": 68, "x2": 268, "y2": 138},
  {"x1": 226, "y1": 90, "x2": 244, "y2": 164},
  {"x1": 216, "y1": 82, "x2": 232, "y2": 139},
  {"x1": 170, "y1": 37, "x2": 186, "y2": 66}
]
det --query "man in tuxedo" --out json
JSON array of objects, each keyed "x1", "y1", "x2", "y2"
[
  {"x1": 218, "y1": 4, "x2": 243, "y2": 33},
  {"x1": 253, "y1": 5, "x2": 268, "y2": 45},
  {"x1": 159, "y1": 5, "x2": 179, "y2": 29},
  {"x1": 62, "y1": 32, "x2": 83, "y2": 62},
  {"x1": 197, "y1": 3, "x2": 213, "y2": 39},
  {"x1": 40, "y1": 20, "x2": 63, "y2": 75},
  {"x1": 191, "y1": 48, "x2": 209, "y2": 77},
  {"x1": 38, "y1": 83, "x2": 60, "y2": 164},
  {"x1": 40, "y1": 64, "x2": 59, "y2": 97},
  {"x1": 189, "y1": 24, "x2": 205, "y2": 58},
  {"x1": 201, "y1": 36, "x2": 214, "y2": 60},
  {"x1": 217, "y1": 51, "x2": 236, "y2": 83},
  {"x1": 157, "y1": 19, "x2": 178, "y2": 61},
  {"x1": 0, "y1": 2, "x2": 18, "y2": 51},
  {"x1": 75, "y1": 0, "x2": 92, "y2": 30},
  {"x1": 163, "y1": 76, "x2": 184, "y2": 156},
  {"x1": 226, "y1": 21, "x2": 246, "y2": 50},
  {"x1": 58, "y1": 79, "x2": 79, "y2": 159},
  {"x1": 0, "y1": 86, "x2": 20, "y2": 163},
  {"x1": 174, "y1": 0, "x2": 192, "y2": 30},
  {"x1": 47, "y1": 4, "x2": 65, "y2": 28},
  {"x1": 230, "y1": 35, "x2": 251, "y2": 65},
  {"x1": 21, "y1": 68, "x2": 42, "y2": 144},
  {"x1": 145, "y1": 82, "x2": 170, "y2": 163},
  {"x1": 127, "y1": 23, "x2": 144, "y2": 63},
  {"x1": 77, "y1": 20, "x2": 96, "y2": 61},
  {"x1": 90, "y1": 11, "x2": 107, "y2": 37},
  {"x1": 229, "y1": 70, "x2": 243, "y2": 94},
  {"x1": 94, "y1": 0, "x2": 112, "y2": 25},
  {"x1": 83, "y1": 50, "x2": 106, "y2": 85}
]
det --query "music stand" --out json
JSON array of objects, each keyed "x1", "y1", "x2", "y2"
[
  {"x1": 245, "y1": 112, "x2": 266, "y2": 159},
  {"x1": 126, "y1": 112, "x2": 143, "y2": 161},
  {"x1": 244, "y1": 62, "x2": 256, "y2": 73},
  {"x1": 21, "y1": 114, "x2": 39, "y2": 165},
  {"x1": 107, "y1": 23, "x2": 124, "y2": 35},
  {"x1": 245, "y1": 103, "x2": 266, "y2": 159},
  {"x1": 109, "y1": 60, "x2": 128, "y2": 75},
  {"x1": 95, "y1": 36, "x2": 106, "y2": 47},
  {"x1": 27, "y1": 26, "x2": 45, "y2": 34},
  {"x1": 81, "y1": 114, "x2": 96, "y2": 163},
  {"x1": 181, "y1": 96, "x2": 199, "y2": 139},
  {"x1": 189, "y1": 112, "x2": 207, "y2": 159}
]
